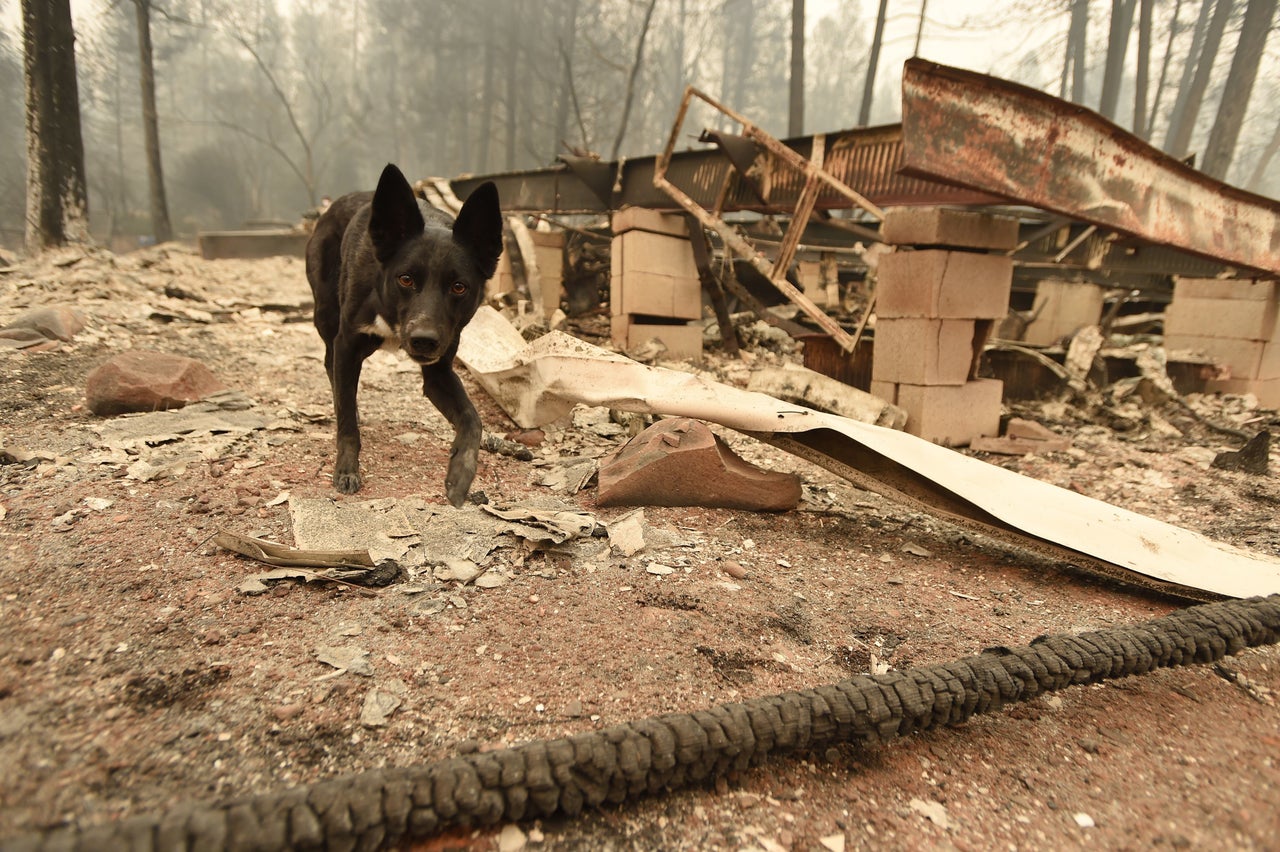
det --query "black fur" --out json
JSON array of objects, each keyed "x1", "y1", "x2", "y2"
[{"x1": 305, "y1": 164, "x2": 502, "y2": 506}]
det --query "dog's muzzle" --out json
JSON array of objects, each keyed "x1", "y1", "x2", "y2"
[{"x1": 404, "y1": 329, "x2": 443, "y2": 364}]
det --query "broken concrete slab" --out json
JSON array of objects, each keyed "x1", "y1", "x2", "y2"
[
  {"x1": 94, "y1": 389, "x2": 267, "y2": 450},
  {"x1": 86, "y1": 350, "x2": 227, "y2": 416},
  {"x1": 970, "y1": 418, "x2": 1072, "y2": 455},
  {"x1": 746, "y1": 363, "x2": 906, "y2": 428},
  {"x1": 598, "y1": 418, "x2": 802, "y2": 511},
  {"x1": 457, "y1": 306, "x2": 1280, "y2": 599}
]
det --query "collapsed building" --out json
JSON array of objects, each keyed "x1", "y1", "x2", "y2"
[{"x1": 432, "y1": 58, "x2": 1280, "y2": 445}]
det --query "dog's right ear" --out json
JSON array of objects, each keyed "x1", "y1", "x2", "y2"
[{"x1": 368, "y1": 164, "x2": 425, "y2": 266}]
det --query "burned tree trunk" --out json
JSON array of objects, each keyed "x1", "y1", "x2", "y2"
[
  {"x1": 1200, "y1": 0, "x2": 1277, "y2": 179},
  {"x1": 1164, "y1": 0, "x2": 1234, "y2": 160},
  {"x1": 22, "y1": 0, "x2": 89, "y2": 253},
  {"x1": 134, "y1": 0, "x2": 173, "y2": 244}
]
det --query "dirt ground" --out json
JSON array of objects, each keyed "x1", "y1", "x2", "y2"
[{"x1": 1, "y1": 244, "x2": 1278, "y2": 852}]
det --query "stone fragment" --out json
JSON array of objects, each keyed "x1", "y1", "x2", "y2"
[
  {"x1": 86, "y1": 350, "x2": 226, "y2": 416},
  {"x1": 597, "y1": 418, "x2": 801, "y2": 511},
  {"x1": 0, "y1": 306, "x2": 87, "y2": 345},
  {"x1": 1211, "y1": 430, "x2": 1269, "y2": 475}
]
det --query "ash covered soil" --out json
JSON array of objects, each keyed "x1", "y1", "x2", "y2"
[{"x1": 1, "y1": 244, "x2": 1278, "y2": 851}]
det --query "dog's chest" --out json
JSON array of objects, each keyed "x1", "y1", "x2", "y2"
[{"x1": 358, "y1": 315, "x2": 400, "y2": 351}]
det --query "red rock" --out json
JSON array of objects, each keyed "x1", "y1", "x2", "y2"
[
  {"x1": 597, "y1": 418, "x2": 801, "y2": 511},
  {"x1": 85, "y1": 350, "x2": 226, "y2": 416},
  {"x1": 0, "y1": 306, "x2": 87, "y2": 344}
]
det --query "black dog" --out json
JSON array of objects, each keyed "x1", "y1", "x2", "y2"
[{"x1": 305, "y1": 164, "x2": 502, "y2": 506}]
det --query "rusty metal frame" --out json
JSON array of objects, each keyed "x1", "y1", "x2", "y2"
[
  {"x1": 900, "y1": 58, "x2": 1280, "y2": 277},
  {"x1": 654, "y1": 86, "x2": 884, "y2": 352}
]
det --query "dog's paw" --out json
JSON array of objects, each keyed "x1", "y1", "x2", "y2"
[
  {"x1": 445, "y1": 454, "x2": 477, "y2": 508},
  {"x1": 333, "y1": 468, "x2": 363, "y2": 494}
]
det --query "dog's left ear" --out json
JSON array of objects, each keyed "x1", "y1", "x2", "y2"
[
  {"x1": 369, "y1": 164, "x2": 426, "y2": 266},
  {"x1": 453, "y1": 182, "x2": 504, "y2": 280}
]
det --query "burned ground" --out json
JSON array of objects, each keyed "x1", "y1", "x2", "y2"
[{"x1": 0, "y1": 245, "x2": 1278, "y2": 851}]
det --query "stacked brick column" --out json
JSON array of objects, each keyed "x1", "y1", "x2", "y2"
[
  {"x1": 869, "y1": 207, "x2": 1017, "y2": 445},
  {"x1": 1164, "y1": 277, "x2": 1280, "y2": 408},
  {"x1": 610, "y1": 208, "x2": 703, "y2": 360}
]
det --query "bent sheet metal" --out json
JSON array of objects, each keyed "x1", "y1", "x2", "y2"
[{"x1": 459, "y1": 307, "x2": 1280, "y2": 600}]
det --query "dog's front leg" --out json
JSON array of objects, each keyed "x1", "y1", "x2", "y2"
[
  {"x1": 421, "y1": 359, "x2": 481, "y2": 508},
  {"x1": 330, "y1": 334, "x2": 376, "y2": 494}
]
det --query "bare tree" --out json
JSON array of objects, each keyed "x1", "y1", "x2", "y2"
[
  {"x1": 22, "y1": 0, "x2": 90, "y2": 252},
  {"x1": 1133, "y1": 0, "x2": 1153, "y2": 135},
  {"x1": 1164, "y1": 0, "x2": 1234, "y2": 160},
  {"x1": 1099, "y1": 0, "x2": 1136, "y2": 120},
  {"x1": 788, "y1": 0, "x2": 804, "y2": 136},
  {"x1": 859, "y1": 0, "x2": 888, "y2": 126},
  {"x1": 1200, "y1": 0, "x2": 1276, "y2": 179},
  {"x1": 1146, "y1": 0, "x2": 1184, "y2": 139},
  {"x1": 1062, "y1": 0, "x2": 1089, "y2": 103},
  {"x1": 611, "y1": 0, "x2": 658, "y2": 160},
  {"x1": 1246, "y1": 118, "x2": 1280, "y2": 191},
  {"x1": 133, "y1": 0, "x2": 172, "y2": 243}
]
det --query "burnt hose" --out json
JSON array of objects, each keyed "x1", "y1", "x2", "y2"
[{"x1": 5, "y1": 594, "x2": 1279, "y2": 852}]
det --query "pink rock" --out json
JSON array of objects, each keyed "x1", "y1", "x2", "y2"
[
  {"x1": 86, "y1": 350, "x2": 227, "y2": 416},
  {"x1": 597, "y1": 418, "x2": 801, "y2": 511},
  {"x1": 0, "y1": 306, "x2": 87, "y2": 347}
]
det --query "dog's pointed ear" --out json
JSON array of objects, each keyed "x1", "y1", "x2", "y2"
[
  {"x1": 368, "y1": 164, "x2": 425, "y2": 265},
  {"x1": 453, "y1": 181, "x2": 504, "y2": 280}
]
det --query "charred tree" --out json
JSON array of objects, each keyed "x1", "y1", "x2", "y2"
[
  {"x1": 21, "y1": 0, "x2": 89, "y2": 253},
  {"x1": 1133, "y1": 0, "x2": 1153, "y2": 136},
  {"x1": 1146, "y1": 0, "x2": 1183, "y2": 139},
  {"x1": 1200, "y1": 0, "x2": 1277, "y2": 179},
  {"x1": 1062, "y1": 0, "x2": 1089, "y2": 103},
  {"x1": 133, "y1": 0, "x2": 173, "y2": 244},
  {"x1": 788, "y1": 0, "x2": 804, "y2": 136},
  {"x1": 858, "y1": 0, "x2": 888, "y2": 125},
  {"x1": 611, "y1": 0, "x2": 657, "y2": 160},
  {"x1": 1164, "y1": 0, "x2": 1234, "y2": 160},
  {"x1": 1098, "y1": 0, "x2": 1136, "y2": 121}
]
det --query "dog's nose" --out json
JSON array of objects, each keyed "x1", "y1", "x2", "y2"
[{"x1": 406, "y1": 329, "x2": 440, "y2": 359}]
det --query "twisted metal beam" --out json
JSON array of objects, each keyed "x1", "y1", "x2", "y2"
[{"x1": 6, "y1": 595, "x2": 1279, "y2": 852}]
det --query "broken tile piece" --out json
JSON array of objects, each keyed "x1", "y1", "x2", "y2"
[{"x1": 597, "y1": 418, "x2": 801, "y2": 511}]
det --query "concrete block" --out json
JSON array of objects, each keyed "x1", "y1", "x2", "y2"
[
  {"x1": 876, "y1": 249, "x2": 1012, "y2": 319},
  {"x1": 798, "y1": 260, "x2": 827, "y2": 307},
  {"x1": 871, "y1": 317, "x2": 982, "y2": 386},
  {"x1": 1204, "y1": 377, "x2": 1280, "y2": 409},
  {"x1": 530, "y1": 231, "x2": 565, "y2": 316},
  {"x1": 198, "y1": 229, "x2": 309, "y2": 260},
  {"x1": 611, "y1": 228, "x2": 702, "y2": 320},
  {"x1": 598, "y1": 417, "x2": 801, "y2": 511},
  {"x1": 871, "y1": 378, "x2": 1003, "y2": 447},
  {"x1": 612, "y1": 230, "x2": 698, "y2": 280},
  {"x1": 489, "y1": 250, "x2": 517, "y2": 298},
  {"x1": 1023, "y1": 279, "x2": 1105, "y2": 346},
  {"x1": 610, "y1": 315, "x2": 703, "y2": 360},
  {"x1": 609, "y1": 271, "x2": 703, "y2": 320},
  {"x1": 1173, "y1": 277, "x2": 1280, "y2": 302},
  {"x1": 1164, "y1": 334, "x2": 1266, "y2": 379},
  {"x1": 881, "y1": 205, "x2": 1020, "y2": 250},
  {"x1": 1164, "y1": 296, "x2": 1279, "y2": 342},
  {"x1": 612, "y1": 207, "x2": 690, "y2": 238}
]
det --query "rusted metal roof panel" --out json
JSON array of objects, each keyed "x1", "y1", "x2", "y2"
[
  {"x1": 451, "y1": 126, "x2": 998, "y2": 215},
  {"x1": 900, "y1": 58, "x2": 1280, "y2": 277}
]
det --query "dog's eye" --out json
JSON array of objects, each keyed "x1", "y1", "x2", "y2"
[
  {"x1": 450, "y1": 281, "x2": 468, "y2": 296},
  {"x1": 397, "y1": 274, "x2": 414, "y2": 288}
]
